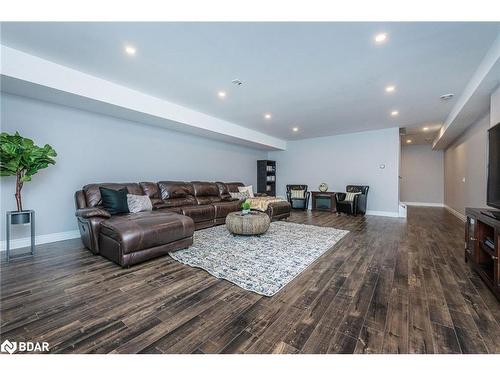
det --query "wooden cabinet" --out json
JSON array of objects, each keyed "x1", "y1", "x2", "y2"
[
  {"x1": 465, "y1": 208, "x2": 500, "y2": 301},
  {"x1": 311, "y1": 191, "x2": 337, "y2": 212}
]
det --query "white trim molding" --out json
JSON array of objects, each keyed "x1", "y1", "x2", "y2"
[
  {"x1": 0, "y1": 45, "x2": 286, "y2": 151},
  {"x1": 444, "y1": 205, "x2": 466, "y2": 222},
  {"x1": 366, "y1": 210, "x2": 400, "y2": 218},
  {"x1": 0, "y1": 230, "x2": 80, "y2": 251},
  {"x1": 403, "y1": 202, "x2": 444, "y2": 207},
  {"x1": 399, "y1": 203, "x2": 407, "y2": 218}
]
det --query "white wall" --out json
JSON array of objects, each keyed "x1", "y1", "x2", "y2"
[
  {"x1": 444, "y1": 112, "x2": 490, "y2": 216},
  {"x1": 0, "y1": 94, "x2": 267, "y2": 243},
  {"x1": 400, "y1": 144, "x2": 444, "y2": 205},
  {"x1": 442, "y1": 85, "x2": 499, "y2": 218},
  {"x1": 269, "y1": 127, "x2": 401, "y2": 216}
]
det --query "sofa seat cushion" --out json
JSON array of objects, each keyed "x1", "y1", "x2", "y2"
[
  {"x1": 99, "y1": 211, "x2": 194, "y2": 254},
  {"x1": 156, "y1": 197, "x2": 197, "y2": 209},
  {"x1": 181, "y1": 204, "x2": 215, "y2": 223},
  {"x1": 196, "y1": 196, "x2": 222, "y2": 205},
  {"x1": 212, "y1": 200, "x2": 242, "y2": 218}
]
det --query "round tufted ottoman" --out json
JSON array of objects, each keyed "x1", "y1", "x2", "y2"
[{"x1": 225, "y1": 211, "x2": 270, "y2": 235}]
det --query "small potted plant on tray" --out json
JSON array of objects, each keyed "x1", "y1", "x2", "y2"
[{"x1": 241, "y1": 200, "x2": 251, "y2": 215}]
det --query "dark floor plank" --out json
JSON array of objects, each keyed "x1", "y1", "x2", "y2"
[{"x1": 1, "y1": 207, "x2": 498, "y2": 354}]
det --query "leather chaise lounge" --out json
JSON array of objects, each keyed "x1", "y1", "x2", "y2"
[{"x1": 75, "y1": 181, "x2": 291, "y2": 267}]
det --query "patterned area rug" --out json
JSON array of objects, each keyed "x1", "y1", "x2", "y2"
[{"x1": 169, "y1": 221, "x2": 349, "y2": 296}]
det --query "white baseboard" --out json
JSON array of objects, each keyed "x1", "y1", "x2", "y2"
[
  {"x1": 366, "y1": 210, "x2": 400, "y2": 218},
  {"x1": 0, "y1": 230, "x2": 80, "y2": 251},
  {"x1": 403, "y1": 201, "x2": 444, "y2": 207},
  {"x1": 444, "y1": 205, "x2": 466, "y2": 222},
  {"x1": 399, "y1": 203, "x2": 407, "y2": 218}
]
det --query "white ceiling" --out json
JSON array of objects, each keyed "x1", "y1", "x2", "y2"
[{"x1": 1, "y1": 22, "x2": 499, "y2": 140}]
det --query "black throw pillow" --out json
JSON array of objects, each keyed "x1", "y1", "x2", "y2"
[{"x1": 99, "y1": 187, "x2": 129, "y2": 215}]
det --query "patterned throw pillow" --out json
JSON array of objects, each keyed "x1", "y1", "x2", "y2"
[
  {"x1": 127, "y1": 194, "x2": 153, "y2": 213},
  {"x1": 230, "y1": 191, "x2": 250, "y2": 200},
  {"x1": 344, "y1": 192, "x2": 361, "y2": 202},
  {"x1": 290, "y1": 189, "x2": 305, "y2": 199},
  {"x1": 238, "y1": 185, "x2": 255, "y2": 198}
]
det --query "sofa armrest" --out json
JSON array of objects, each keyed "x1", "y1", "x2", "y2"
[{"x1": 75, "y1": 207, "x2": 111, "y2": 219}]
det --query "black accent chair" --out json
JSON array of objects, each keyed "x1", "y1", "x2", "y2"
[
  {"x1": 286, "y1": 185, "x2": 311, "y2": 210},
  {"x1": 335, "y1": 185, "x2": 369, "y2": 215}
]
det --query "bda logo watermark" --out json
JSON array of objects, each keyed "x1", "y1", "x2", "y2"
[
  {"x1": 1, "y1": 340, "x2": 17, "y2": 354},
  {"x1": 1, "y1": 339, "x2": 49, "y2": 354}
]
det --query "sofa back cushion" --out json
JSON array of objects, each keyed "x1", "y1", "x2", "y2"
[
  {"x1": 140, "y1": 182, "x2": 160, "y2": 199},
  {"x1": 192, "y1": 182, "x2": 220, "y2": 197},
  {"x1": 139, "y1": 182, "x2": 164, "y2": 207},
  {"x1": 215, "y1": 182, "x2": 230, "y2": 200},
  {"x1": 158, "y1": 181, "x2": 194, "y2": 199},
  {"x1": 157, "y1": 181, "x2": 196, "y2": 208},
  {"x1": 83, "y1": 183, "x2": 142, "y2": 208},
  {"x1": 192, "y1": 181, "x2": 222, "y2": 205}
]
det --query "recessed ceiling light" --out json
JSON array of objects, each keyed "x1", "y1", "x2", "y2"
[
  {"x1": 374, "y1": 33, "x2": 388, "y2": 43},
  {"x1": 292, "y1": 127, "x2": 299, "y2": 132},
  {"x1": 218, "y1": 91, "x2": 227, "y2": 98},
  {"x1": 124, "y1": 45, "x2": 136, "y2": 56},
  {"x1": 423, "y1": 127, "x2": 429, "y2": 131},
  {"x1": 406, "y1": 139, "x2": 412, "y2": 144},
  {"x1": 391, "y1": 110, "x2": 399, "y2": 117},
  {"x1": 385, "y1": 85, "x2": 396, "y2": 93},
  {"x1": 264, "y1": 113, "x2": 272, "y2": 119}
]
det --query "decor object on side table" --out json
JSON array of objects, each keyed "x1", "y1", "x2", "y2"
[
  {"x1": 335, "y1": 185, "x2": 369, "y2": 215},
  {"x1": 318, "y1": 182, "x2": 328, "y2": 192},
  {"x1": 1, "y1": 132, "x2": 57, "y2": 262},
  {"x1": 286, "y1": 184, "x2": 311, "y2": 210},
  {"x1": 225, "y1": 211, "x2": 270, "y2": 235}
]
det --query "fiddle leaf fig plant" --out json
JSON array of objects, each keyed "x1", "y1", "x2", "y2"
[{"x1": 0, "y1": 132, "x2": 57, "y2": 211}]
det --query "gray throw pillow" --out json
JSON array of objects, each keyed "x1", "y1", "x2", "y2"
[{"x1": 127, "y1": 194, "x2": 153, "y2": 213}]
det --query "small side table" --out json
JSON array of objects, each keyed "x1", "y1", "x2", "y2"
[
  {"x1": 311, "y1": 191, "x2": 337, "y2": 213},
  {"x1": 5, "y1": 210, "x2": 35, "y2": 262}
]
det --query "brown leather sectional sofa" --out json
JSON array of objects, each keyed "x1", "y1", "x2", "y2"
[{"x1": 75, "y1": 181, "x2": 291, "y2": 267}]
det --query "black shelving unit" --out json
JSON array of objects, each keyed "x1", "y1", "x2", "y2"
[{"x1": 257, "y1": 160, "x2": 276, "y2": 196}]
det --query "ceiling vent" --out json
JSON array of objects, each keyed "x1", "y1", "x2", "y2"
[
  {"x1": 232, "y1": 79, "x2": 243, "y2": 86},
  {"x1": 440, "y1": 93, "x2": 454, "y2": 101},
  {"x1": 399, "y1": 128, "x2": 407, "y2": 135}
]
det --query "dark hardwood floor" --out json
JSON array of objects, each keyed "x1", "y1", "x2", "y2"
[{"x1": 1, "y1": 207, "x2": 499, "y2": 354}]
